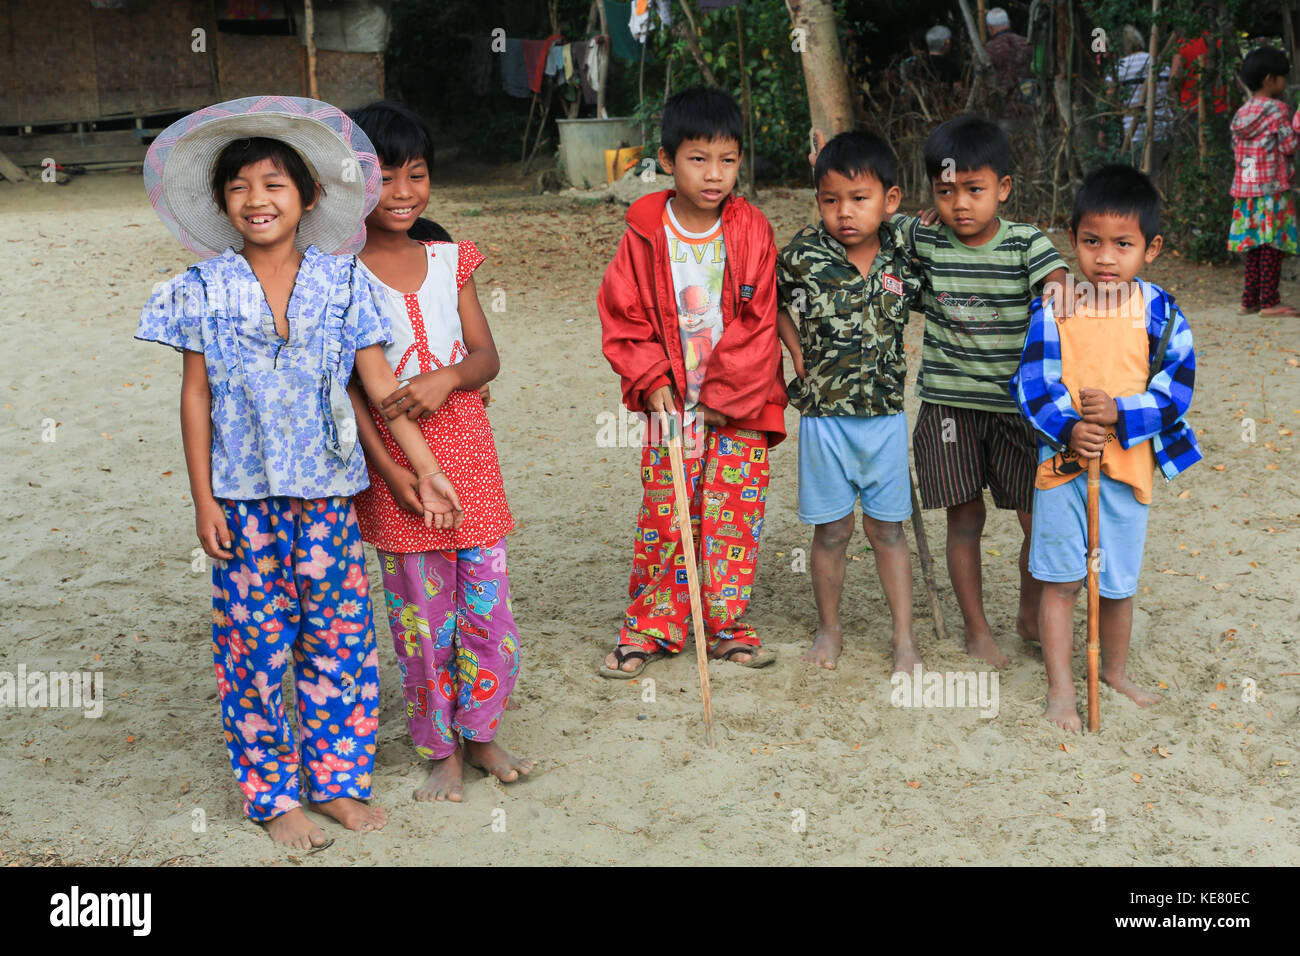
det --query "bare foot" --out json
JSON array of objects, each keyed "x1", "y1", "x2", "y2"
[
  {"x1": 465, "y1": 739, "x2": 534, "y2": 783},
  {"x1": 1017, "y1": 613, "x2": 1039, "y2": 644},
  {"x1": 263, "y1": 807, "x2": 328, "y2": 851},
  {"x1": 709, "y1": 638, "x2": 771, "y2": 665},
  {"x1": 504, "y1": 696, "x2": 521, "y2": 711},
  {"x1": 1102, "y1": 671, "x2": 1162, "y2": 707},
  {"x1": 891, "y1": 636, "x2": 923, "y2": 676},
  {"x1": 415, "y1": 749, "x2": 464, "y2": 802},
  {"x1": 1045, "y1": 691, "x2": 1082, "y2": 732},
  {"x1": 311, "y1": 796, "x2": 389, "y2": 832},
  {"x1": 965, "y1": 629, "x2": 1010, "y2": 669},
  {"x1": 802, "y1": 627, "x2": 842, "y2": 669}
]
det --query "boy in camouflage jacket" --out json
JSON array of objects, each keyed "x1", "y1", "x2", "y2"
[{"x1": 777, "y1": 131, "x2": 925, "y2": 673}]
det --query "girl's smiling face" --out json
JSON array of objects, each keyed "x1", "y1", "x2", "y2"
[
  {"x1": 222, "y1": 158, "x2": 316, "y2": 248},
  {"x1": 369, "y1": 157, "x2": 431, "y2": 233}
]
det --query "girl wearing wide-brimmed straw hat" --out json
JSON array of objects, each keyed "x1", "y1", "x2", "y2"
[{"x1": 136, "y1": 95, "x2": 463, "y2": 851}]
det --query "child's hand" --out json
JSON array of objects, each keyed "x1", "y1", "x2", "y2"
[
  {"x1": 382, "y1": 462, "x2": 426, "y2": 517},
  {"x1": 417, "y1": 472, "x2": 464, "y2": 531},
  {"x1": 195, "y1": 497, "x2": 234, "y2": 561},
  {"x1": 479, "y1": 383, "x2": 491, "y2": 407},
  {"x1": 1079, "y1": 387, "x2": 1118, "y2": 425},
  {"x1": 382, "y1": 370, "x2": 455, "y2": 422},
  {"x1": 787, "y1": 348, "x2": 806, "y2": 380},
  {"x1": 917, "y1": 207, "x2": 941, "y2": 226},
  {"x1": 1068, "y1": 421, "x2": 1107, "y2": 459},
  {"x1": 646, "y1": 385, "x2": 677, "y2": 416},
  {"x1": 696, "y1": 403, "x2": 729, "y2": 428}
]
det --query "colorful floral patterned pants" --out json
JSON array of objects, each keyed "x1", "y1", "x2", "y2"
[
  {"x1": 213, "y1": 497, "x2": 380, "y2": 822},
  {"x1": 621, "y1": 426, "x2": 770, "y2": 654},
  {"x1": 377, "y1": 542, "x2": 520, "y2": 760}
]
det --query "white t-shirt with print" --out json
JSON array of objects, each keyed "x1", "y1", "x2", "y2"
[{"x1": 662, "y1": 199, "x2": 726, "y2": 421}]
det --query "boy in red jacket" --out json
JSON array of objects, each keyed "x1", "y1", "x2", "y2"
[{"x1": 597, "y1": 86, "x2": 787, "y2": 677}]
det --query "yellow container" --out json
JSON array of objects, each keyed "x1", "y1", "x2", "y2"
[{"x1": 605, "y1": 146, "x2": 645, "y2": 185}]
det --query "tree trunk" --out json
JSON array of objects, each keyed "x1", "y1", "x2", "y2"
[
  {"x1": 787, "y1": 0, "x2": 854, "y2": 139},
  {"x1": 676, "y1": 0, "x2": 718, "y2": 87},
  {"x1": 736, "y1": 4, "x2": 757, "y2": 196},
  {"x1": 1143, "y1": 0, "x2": 1160, "y2": 175},
  {"x1": 596, "y1": 0, "x2": 610, "y2": 119}
]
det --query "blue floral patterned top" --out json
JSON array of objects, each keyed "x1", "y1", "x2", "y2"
[{"x1": 136, "y1": 246, "x2": 391, "y2": 500}]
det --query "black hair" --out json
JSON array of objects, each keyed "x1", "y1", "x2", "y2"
[
  {"x1": 660, "y1": 86, "x2": 744, "y2": 159},
  {"x1": 1070, "y1": 163, "x2": 1161, "y2": 245},
  {"x1": 923, "y1": 114, "x2": 1010, "y2": 181},
  {"x1": 211, "y1": 137, "x2": 319, "y2": 211},
  {"x1": 814, "y1": 130, "x2": 898, "y2": 190},
  {"x1": 351, "y1": 100, "x2": 447, "y2": 241},
  {"x1": 351, "y1": 99, "x2": 435, "y2": 170},
  {"x1": 1241, "y1": 46, "x2": 1290, "y2": 92},
  {"x1": 407, "y1": 218, "x2": 453, "y2": 242}
]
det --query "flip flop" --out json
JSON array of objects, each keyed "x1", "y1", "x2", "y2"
[
  {"x1": 1259, "y1": 304, "x2": 1298, "y2": 316},
  {"x1": 716, "y1": 645, "x2": 778, "y2": 669},
  {"x1": 598, "y1": 645, "x2": 667, "y2": 680}
]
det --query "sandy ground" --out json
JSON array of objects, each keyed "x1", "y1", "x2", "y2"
[{"x1": 0, "y1": 169, "x2": 1296, "y2": 867}]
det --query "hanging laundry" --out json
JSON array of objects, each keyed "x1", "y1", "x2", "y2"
[
  {"x1": 604, "y1": 1, "x2": 642, "y2": 62},
  {"x1": 584, "y1": 38, "x2": 605, "y2": 94},
  {"x1": 562, "y1": 42, "x2": 576, "y2": 83},
  {"x1": 697, "y1": 0, "x2": 739, "y2": 9},
  {"x1": 522, "y1": 33, "x2": 563, "y2": 93},
  {"x1": 574, "y1": 41, "x2": 598, "y2": 104},
  {"x1": 501, "y1": 38, "x2": 531, "y2": 98},
  {"x1": 630, "y1": 0, "x2": 651, "y2": 42},
  {"x1": 545, "y1": 42, "x2": 565, "y2": 77}
]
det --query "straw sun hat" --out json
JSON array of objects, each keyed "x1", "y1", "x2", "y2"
[{"x1": 144, "y1": 95, "x2": 381, "y2": 258}]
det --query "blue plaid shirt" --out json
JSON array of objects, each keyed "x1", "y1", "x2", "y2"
[{"x1": 1010, "y1": 277, "x2": 1201, "y2": 482}]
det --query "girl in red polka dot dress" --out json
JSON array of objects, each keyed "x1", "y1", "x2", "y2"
[{"x1": 346, "y1": 101, "x2": 532, "y2": 801}]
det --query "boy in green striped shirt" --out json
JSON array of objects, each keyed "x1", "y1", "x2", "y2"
[{"x1": 895, "y1": 116, "x2": 1068, "y2": 669}]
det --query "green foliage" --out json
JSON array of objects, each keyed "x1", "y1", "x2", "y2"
[{"x1": 1163, "y1": 135, "x2": 1236, "y2": 264}]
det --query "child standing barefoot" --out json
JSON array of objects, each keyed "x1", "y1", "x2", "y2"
[
  {"x1": 1013, "y1": 166, "x2": 1201, "y2": 731},
  {"x1": 348, "y1": 101, "x2": 531, "y2": 801},
  {"x1": 777, "y1": 132, "x2": 924, "y2": 672},
  {"x1": 1228, "y1": 47, "x2": 1299, "y2": 316},
  {"x1": 137, "y1": 97, "x2": 462, "y2": 849}
]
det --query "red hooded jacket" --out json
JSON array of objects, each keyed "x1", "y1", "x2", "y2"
[{"x1": 597, "y1": 190, "x2": 787, "y2": 445}]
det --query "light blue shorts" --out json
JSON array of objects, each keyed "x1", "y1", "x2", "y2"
[
  {"x1": 1028, "y1": 447, "x2": 1149, "y2": 599},
  {"x1": 797, "y1": 413, "x2": 912, "y2": 524}
]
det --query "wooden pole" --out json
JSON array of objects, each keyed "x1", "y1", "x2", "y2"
[
  {"x1": 1086, "y1": 456, "x2": 1101, "y2": 733},
  {"x1": 596, "y1": 0, "x2": 610, "y2": 118},
  {"x1": 909, "y1": 468, "x2": 947, "y2": 642},
  {"x1": 785, "y1": 0, "x2": 854, "y2": 138},
  {"x1": 977, "y1": 0, "x2": 988, "y2": 45},
  {"x1": 305, "y1": 0, "x2": 319, "y2": 100},
  {"x1": 660, "y1": 412, "x2": 716, "y2": 749},
  {"x1": 1142, "y1": 0, "x2": 1160, "y2": 175}
]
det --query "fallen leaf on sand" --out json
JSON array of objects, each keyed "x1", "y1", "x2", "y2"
[
  {"x1": 1132, "y1": 773, "x2": 1142, "y2": 783},
  {"x1": 906, "y1": 780, "x2": 921, "y2": 789},
  {"x1": 1216, "y1": 681, "x2": 1227, "y2": 690},
  {"x1": 1177, "y1": 489, "x2": 1192, "y2": 499}
]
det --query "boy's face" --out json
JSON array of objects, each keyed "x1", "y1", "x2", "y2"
[
  {"x1": 371, "y1": 157, "x2": 431, "y2": 233},
  {"x1": 817, "y1": 168, "x2": 901, "y2": 249},
  {"x1": 658, "y1": 136, "x2": 741, "y2": 222},
  {"x1": 223, "y1": 158, "x2": 315, "y2": 248},
  {"x1": 1069, "y1": 211, "x2": 1162, "y2": 292},
  {"x1": 929, "y1": 165, "x2": 1011, "y2": 246}
]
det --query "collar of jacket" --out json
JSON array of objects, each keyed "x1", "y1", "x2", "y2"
[
  {"x1": 624, "y1": 188, "x2": 748, "y2": 239},
  {"x1": 810, "y1": 218, "x2": 902, "y2": 265}
]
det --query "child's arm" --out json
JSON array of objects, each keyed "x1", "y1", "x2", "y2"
[
  {"x1": 354, "y1": 346, "x2": 462, "y2": 530},
  {"x1": 379, "y1": 276, "x2": 501, "y2": 422},
  {"x1": 180, "y1": 351, "x2": 234, "y2": 560},
  {"x1": 777, "y1": 309, "x2": 805, "y2": 379},
  {"x1": 1277, "y1": 102, "x2": 1299, "y2": 157},
  {"x1": 599, "y1": 234, "x2": 676, "y2": 413},
  {"x1": 1109, "y1": 296, "x2": 1197, "y2": 449},
  {"x1": 347, "y1": 380, "x2": 425, "y2": 516},
  {"x1": 1011, "y1": 297, "x2": 1087, "y2": 451}
]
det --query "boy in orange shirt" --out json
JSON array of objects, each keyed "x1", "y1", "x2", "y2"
[{"x1": 1012, "y1": 165, "x2": 1201, "y2": 732}]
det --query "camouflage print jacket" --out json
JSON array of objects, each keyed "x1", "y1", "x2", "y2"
[{"x1": 777, "y1": 220, "x2": 923, "y2": 418}]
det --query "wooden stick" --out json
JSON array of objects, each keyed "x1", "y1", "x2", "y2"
[
  {"x1": 660, "y1": 412, "x2": 715, "y2": 748},
  {"x1": 1086, "y1": 456, "x2": 1101, "y2": 732},
  {"x1": 304, "y1": 0, "x2": 319, "y2": 100},
  {"x1": 909, "y1": 466, "x2": 946, "y2": 642}
]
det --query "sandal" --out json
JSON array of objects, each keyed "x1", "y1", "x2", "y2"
[
  {"x1": 598, "y1": 645, "x2": 667, "y2": 680},
  {"x1": 715, "y1": 645, "x2": 778, "y2": 669},
  {"x1": 1259, "y1": 304, "x2": 1298, "y2": 316}
]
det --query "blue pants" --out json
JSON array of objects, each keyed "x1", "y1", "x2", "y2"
[{"x1": 212, "y1": 497, "x2": 380, "y2": 822}]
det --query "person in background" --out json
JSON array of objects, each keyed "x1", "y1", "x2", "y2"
[
  {"x1": 1108, "y1": 24, "x2": 1175, "y2": 173},
  {"x1": 925, "y1": 25, "x2": 962, "y2": 89},
  {"x1": 984, "y1": 7, "x2": 1030, "y2": 104}
]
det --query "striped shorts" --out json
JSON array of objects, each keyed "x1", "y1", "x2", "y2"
[{"x1": 912, "y1": 401, "x2": 1037, "y2": 512}]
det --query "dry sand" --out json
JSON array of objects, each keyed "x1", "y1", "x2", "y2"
[{"x1": 0, "y1": 170, "x2": 1296, "y2": 866}]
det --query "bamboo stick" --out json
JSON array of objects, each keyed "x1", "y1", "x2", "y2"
[{"x1": 1086, "y1": 456, "x2": 1101, "y2": 733}]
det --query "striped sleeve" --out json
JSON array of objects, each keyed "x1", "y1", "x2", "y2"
[
  {"x1": 1022, "y1": 226, "x2": 1068, "y2": 291},
  {"x1": 1114, "y1": 293, "x2": 1196, "y2": 448},
  {"x1": 1011, "y1": 295, "x2": 1079, "y2": 447}
]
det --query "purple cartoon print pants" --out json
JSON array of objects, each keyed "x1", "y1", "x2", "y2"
[
  {"x1": 377, "y1": 540, "x2": 521, "y2": 760},
  {"x1": 212, "y1": 496, "x2": 380, "y2": 822}
]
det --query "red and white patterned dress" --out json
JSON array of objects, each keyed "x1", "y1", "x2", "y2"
[{"x1": 353, "y1": 240, "x2": 514, "y2": 552}]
